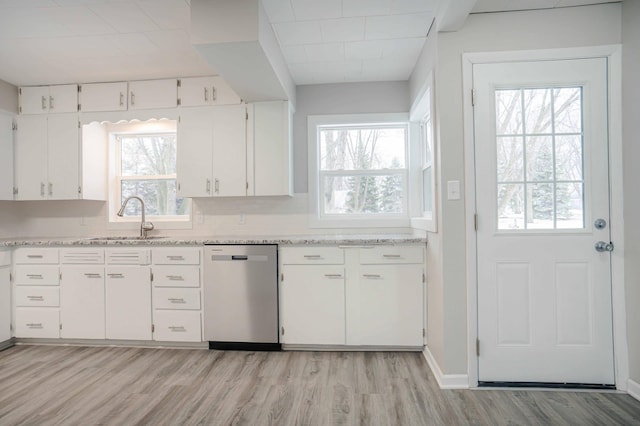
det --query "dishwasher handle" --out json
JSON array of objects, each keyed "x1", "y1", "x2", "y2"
[
  {"x1": 232, "y1": 255, "x2": 248, "y2": 261},
  {"x1": 210, "y1": 254, "x2": 269, "y2": 262}
]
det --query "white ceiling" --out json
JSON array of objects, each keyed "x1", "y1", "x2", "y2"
[{"x1": 0, "y1": 0, "x2": 621, "y2": 88}]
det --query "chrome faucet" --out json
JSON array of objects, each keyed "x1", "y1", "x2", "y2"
[{"x1": 116, "y1": 196, "x2": 154, "y2": 239}]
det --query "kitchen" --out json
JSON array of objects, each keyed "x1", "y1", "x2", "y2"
[{"x1": 0, "y1": 0, "x2": 639, "y2": 424}]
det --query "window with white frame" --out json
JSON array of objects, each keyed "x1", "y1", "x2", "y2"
[
  {"x1": 109, "y1": 120, "x2": 190, "y2": 224},
  {"x1": 308, "y1": 113, "x2": 410, "y2": 227}
]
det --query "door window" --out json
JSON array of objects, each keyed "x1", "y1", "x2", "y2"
[{"x1": 495, "y1": 87, "x2": 584, "y2": 230}]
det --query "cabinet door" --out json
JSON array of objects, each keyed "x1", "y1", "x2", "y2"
[
  {"x1": 129, "y1": 79, "x2": 178, "y2": 110},
  {"x1": 105, "y1": 267, "x2": 152, "y2": 340},
  {"x1": 15, "y1": 308, "x2": 60, "y2": 338},
  {"x1": 280, "y1": 265, "x2": 346, "y2": 345},
  {"x1": 47, "y1": 113, "x2": 79, "y2": 200},
  {"x1": 251, "y1": 101, "x2": 292, "y2": 196},
  {"x1": 180, "y1": 77, "x2": 241, "y2": 107},
  {"x1": 14, "y1": 115, "x2": 48, "y2": 200},
  {"x1": 48, "y1": 85, "x2": 78, "y2": 113},
  {"x1": 153, "y1": 310, "x2": 201, "y2": 342},
  {"x1": 79, "y1": 82, "x2": 127, "y2": 112},
  {"x1": 0, "y1": 113, "x2": 13, "y2": 200},
  {"x1": 60, "y1": 266, "x2": 105, "y2": 339},
  {"x1": 177, "y1": 107, "x2": 213, "y2": 197},
  {"x1": 19, "y1": 86, "x2": 49, "y2": 114},
  {"x1": 349, "y1": 265, "x2": 423, "y2": 347},
  {"x1": 0, "y1": 267, "x2": 10, "y2": 342},
  {"x1": 212, "y1": 105, "x2": 247, "y2": 196}
]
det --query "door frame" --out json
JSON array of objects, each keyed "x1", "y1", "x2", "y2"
[{"x1": 462, "y1": 45, "x2": 628, "y2": 389}]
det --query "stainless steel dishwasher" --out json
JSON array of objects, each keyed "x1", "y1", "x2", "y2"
[{"x1": 203, "y1": 245, "x2": 280, "y2": 350}]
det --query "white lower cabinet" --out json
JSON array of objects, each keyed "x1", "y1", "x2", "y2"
[
  {"x1": 14, "y1": 249, "x2": 60, "y2": 339},
  {"x1": 60, "y1": 266, "x2": 105, "y2": 339},
  {"x1": 280, "y1": 245, "x2": 425, "y2": 348},
  {"x1": 152, "y1": 247, "x2": 202, "y2": 342},
  {"x1": 105, "y1": 266, "x2": 152, "y2": 340},
  {"x1": 0, "y1": 251, "x2": 12, "y2": 343},
  {"x1": 280, "y1": 265, "x2": 345, "y2": 345}
]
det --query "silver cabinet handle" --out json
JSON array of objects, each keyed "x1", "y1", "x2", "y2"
[
  {"x1": 303, "y1": 255, "x2": 322, "y2": 259},
  {"x1": 169, "y1": 298, "x2": 186, "y2": 304},
  {"x1": 108, "y1": 273, "x2": 124, "y2": 279},
  {"x1": 41, "y1": 96, "x2": 47, "y2": 110},
  {"x1": 119, "y1": 92, "x2": 124, "y2": 106},
  {"x1": 167, "y1": 275, "x2": 184, "y2": 281},
  {"x1": 40, "y1": 182, "x2": 45, "y2": 197},
  {"x1": 49, "y1": 96, "x2": 54, "y2": 110},
  {"x1": 130, "y1": 92, "x2": 135, "y2": 106},
  {"x1": 27, "y1": 255, "x2": 43, "y2": 259},
  {"x1": 204, "y1": 87, "x2": 208, "y2": 102},
  {"x1": 27, "y1": 274, "x2": 43, "y2": 279},
  {"x1": 84, "y1": 273, "x2": 102, "y2": 278},
  {"x1": 382, "y1": 254, "x2": 401, "y2": 258},
  {"x1": 167, "y1": 255, "x2": 184, "y2": 261},
  {"x1": 206, "y1": 178, "x2": 211, "y2": 194},
  {"x1": 27, "y1": 323, "x2": 43, "y2": 328},
  {"x1": 211, "y1": 86, "x2": 217, "y2": 101},
  {"x1": 214, "y1": 178, "x2": 220, "y2": 194},
  {"x1": 27, "y1": 295, "x2": 44, "y2": 301},
  {"x1": 169, "y1": 326, "x2": 186, "y2": 332},
  {"x1": 324, "y1": 274, "x2": 343, "y2": 279},
  {"x1": 363, "y1": 274, "x2": 382, "y2": 279},
  {"x1": 48, "y1": 183, "x2": 53, "y2": 196}
]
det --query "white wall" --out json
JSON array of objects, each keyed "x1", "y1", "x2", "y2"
[
  {"x1": 622, "y1": 0, "x2": 640, "y2": 386},
  {"x1": 432, "y1": 3, "x2": 622, "y2": 375}
]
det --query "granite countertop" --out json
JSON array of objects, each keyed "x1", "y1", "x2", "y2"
[{"x1": 0, "y1": 234, "x2": 427, "y2": 247}]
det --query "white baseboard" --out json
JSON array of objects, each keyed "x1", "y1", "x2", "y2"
[
  {"x1": 423, "y1": 346, "x2": 469, "y2": 389},
  {"x1": 628, "y1": 378, "x2": 640, "y2": 402}
]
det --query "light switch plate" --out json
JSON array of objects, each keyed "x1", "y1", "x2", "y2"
[{"x1": 447, "y1": 180, "x2": 461, "y2": 200}]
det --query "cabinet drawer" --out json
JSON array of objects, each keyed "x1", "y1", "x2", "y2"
[
  {"x1": 15, "y1": 286, "x2": 60, "y2": 307},
  {"x1": 153, "y1": 266, "x2": 200, "y2": 287},
  {"x1": 106, "y1": 248, "x2": 151, "y2": 265},
  {"x1": 153, "y1": 288, "x2": 200, "y2": 310},
  {"x1": 15, "y1": 266, "x2": 60, "y2": 285},
  {"x1": 13, "y1": 248, "x2": 59, "y2": 264},
  {"x1": 153, "y1": 310, "x2": 201, "y2": 342},
  {"x1": 61, "y1": 248, "x2": 105, "y2": 264},
  {"x1": 280, "y1": 247, "x2": 344, "y2": 265},
  {"x1": 15, "y1": 308, "x2": 60, "y2": 338},
  {"x1": 153, "y1": 248, "x2": 200, "y2": 265},
  {"x1": 358, "y1": 246, "x2": 424, "y2": 264}
]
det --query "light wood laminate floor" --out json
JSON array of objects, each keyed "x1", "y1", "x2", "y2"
[{"x1": 0, "y1": 345, "x2": 639, "y2": 425}]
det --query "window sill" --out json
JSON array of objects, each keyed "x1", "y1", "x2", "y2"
[{"x1": 411, "y1": 217, "x2": 437, "y2": 233}]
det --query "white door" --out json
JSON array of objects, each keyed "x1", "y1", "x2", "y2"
[
  {"x1": 474, "y1": 58, "x2": 615, "y2": 385},
  {"x1": 105, "y1": 267, "x2": 152, "y2": 340},
  {"x1": 15, "y1": 115, "x2": 48, "y2": 200},
  {"x1": 212, "y1": 104, "x2": 247, "y2": 196},
  {"x1": 47, "y1": 113, "x2": 80, "y2": 200},
  {"x1": 177, "y1": 107, "x2": 214, "y2": 197},
  {"x1": 60, "y1": 266, "x2": 105, "y2": 339}
]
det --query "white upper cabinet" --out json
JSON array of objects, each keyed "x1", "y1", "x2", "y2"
[
  {"x1": 248, "y1": 101, "x2": 293, "y2": 197},
  {"x1": 19, "y1": 84, "x2": 78, "y2": 114},
  {"x1": 14, "y1": 114, "x2": 105, "y2": 201},
  {"x1": 177, "y1": 105, "x2": 247, "y2": 198},
  {"x1": 128, "y1": 79, "x2": 178, "y2": 110},
  {"x1": 79, "y1": 82, "x2": 128, "y2": 112},
  {"x1": 179, "y1": 76, "x2": 242, "y2": 107},
  {"x1": 0, "y1": 113, "x2": 14, "y2": 200}
]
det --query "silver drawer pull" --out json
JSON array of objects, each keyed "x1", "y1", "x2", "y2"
[
  {"x1": 303, "y1": 255, "x2": 322, "y2": 259},
  {"x1": 27, "y1": 254, "x2": 44, "y2": 258},
  {"x1": 324, "y1": 274, "x2": 343, "y2": 279},
  {"x1": 27, "y1": 323, "x2": 43, "y2": 328},
  {"x1": 84, "y1": 273, "x2": 102, "y2": 278},
  {"x1": 167, "y1": 275, "x2": 184, "y2": 281},
  {"x1": 169, "y1": 326, "x2": 186, "y2": 332},
  {"x1": 363, "y1": 274, "x2": 382, "y2": 279},
  {"x1": 26, "y1": 274, "x2": 43, "y2": 279},
  {"x1": 167, "y1": 256, "x2": 185, "y2": 261},
  {"x1": 27, "y1": 295, "x2": 44, "y2": 301},
  {"x1": 108, "y1": 273, "x2": 124, "y2": 279},
  {"x1": 382, "y1": 254, "x2": 401, "y2": 258},
  {"x1": 169, "y1": 298, "x2": 186, "y2": 304}
]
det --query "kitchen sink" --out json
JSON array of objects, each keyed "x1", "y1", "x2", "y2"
[{"x1": 84, "y1": 236, "x2": 168, "y2": 241}]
